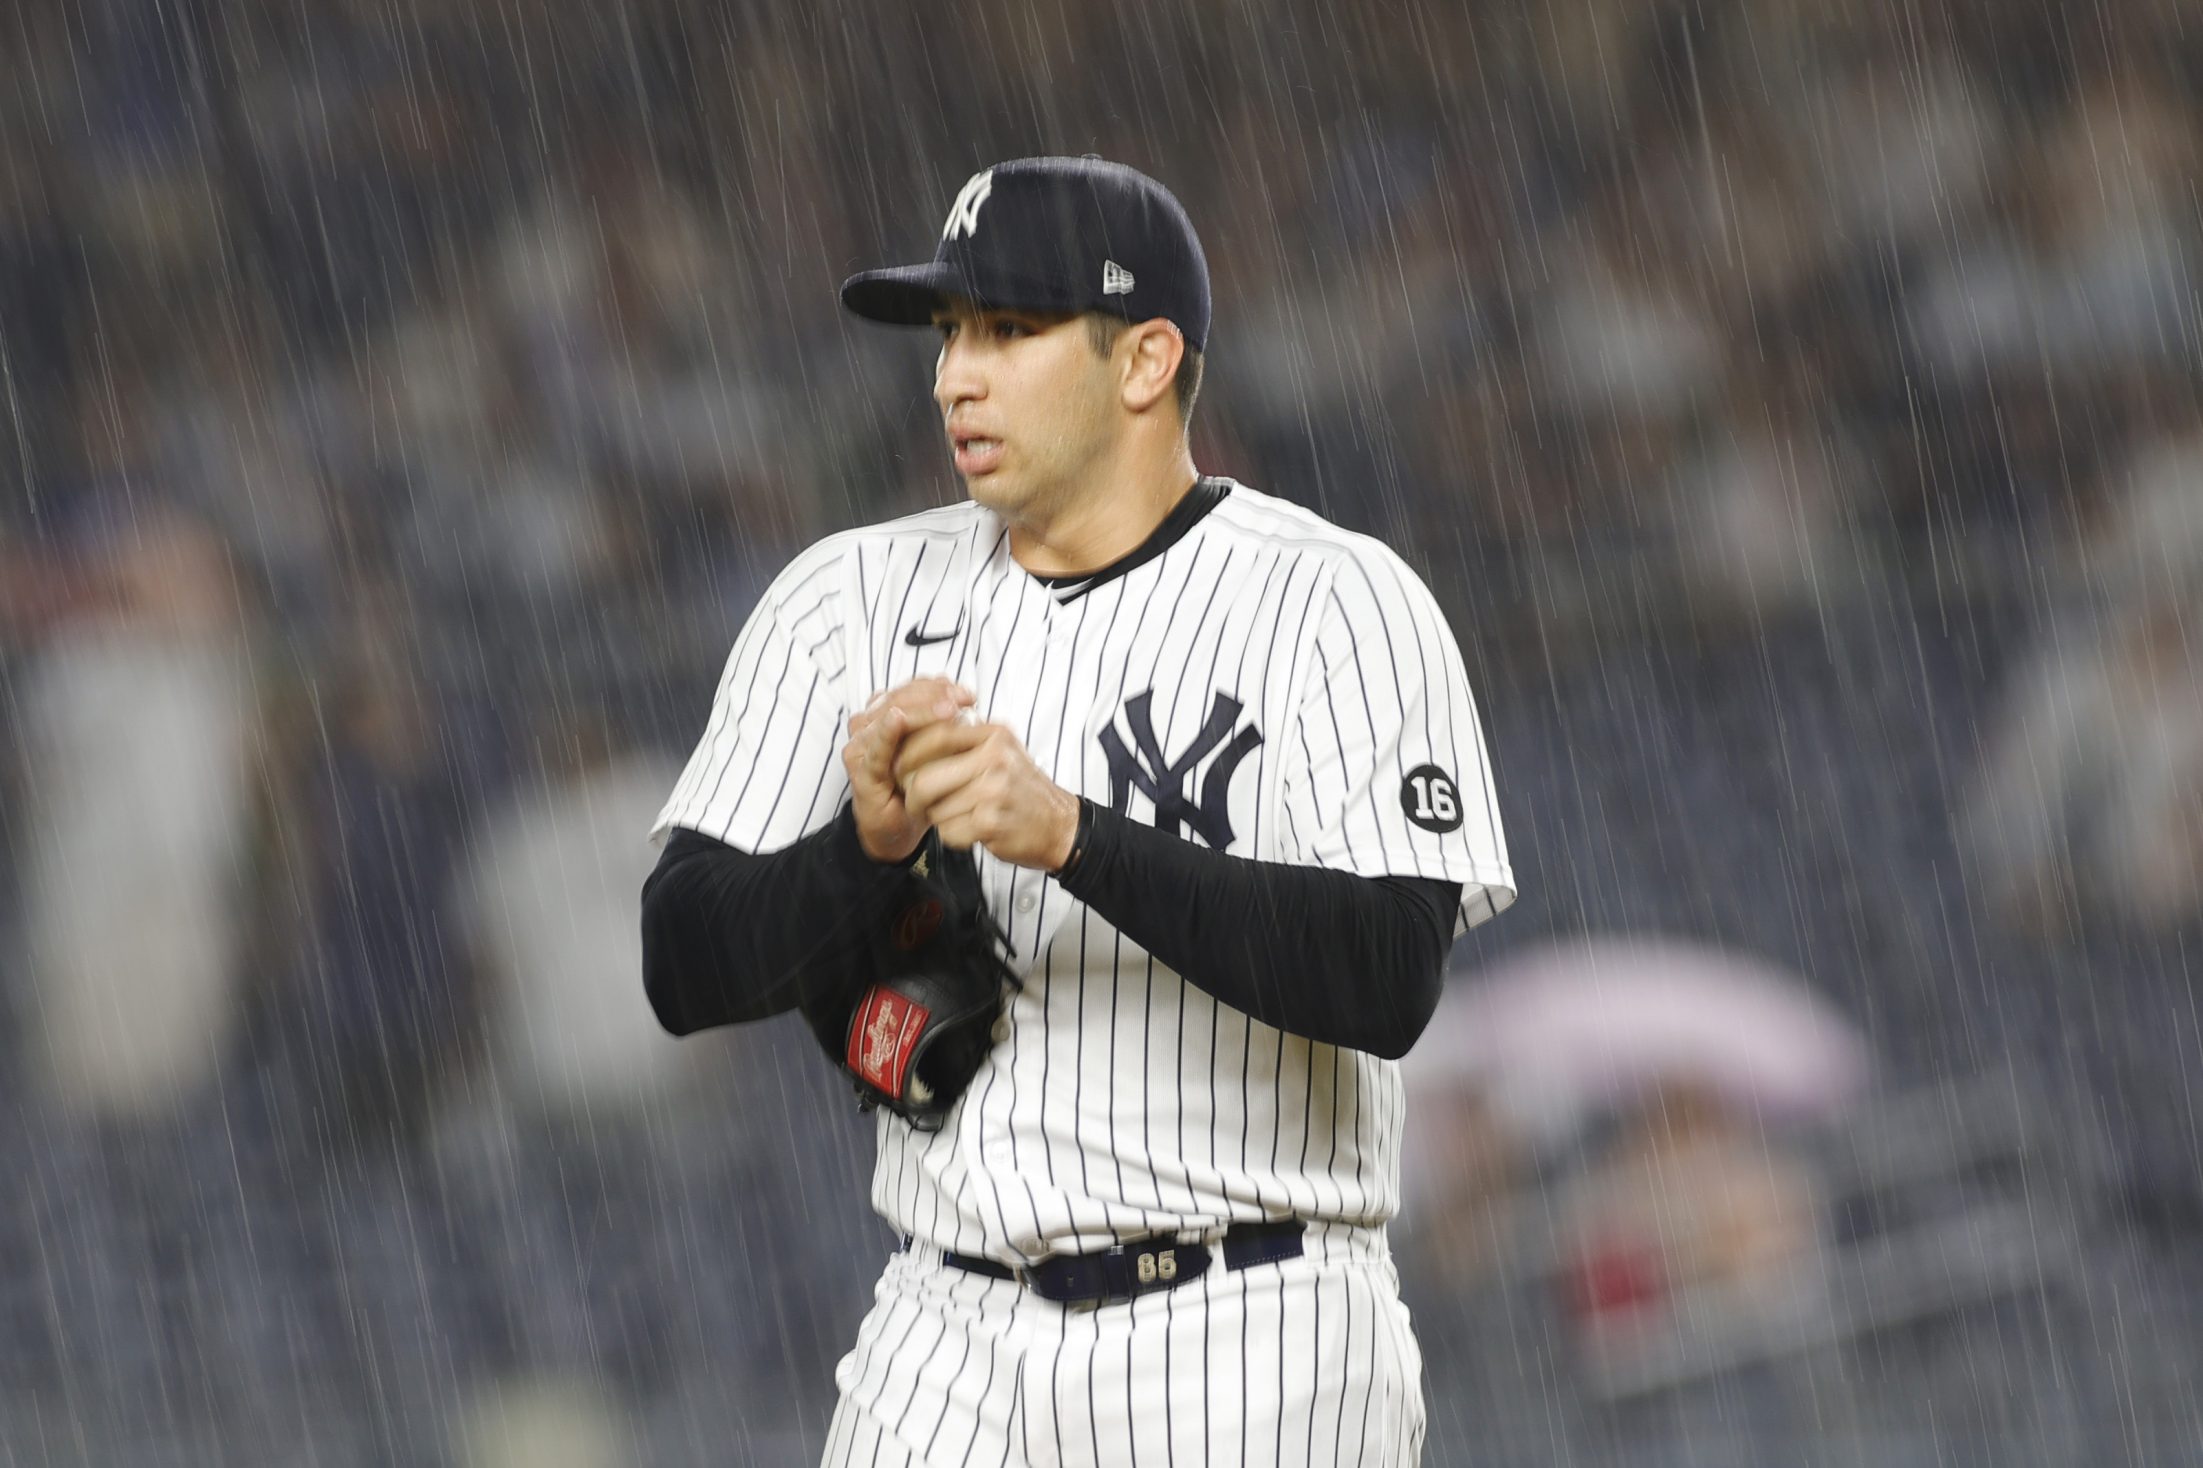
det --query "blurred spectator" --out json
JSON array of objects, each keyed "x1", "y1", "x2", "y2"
[
  {"x1": 1400, "y1": 935, "x2": 1864, "y2": 1466},
  {"x1": 1906, "y1": 41, "x2": 2199, "y2": 538},
  {"x1": 1509, "y1": 0, "x2": 1689, "y2": 165},
  {"x1": 1963, "y1": 585, "x2": 2203, "y2": 936},
  {"x1": 1964, "y1": 379, "x2": 2203, "y2": 937},
  {"x1": 1400, "y1": 936, "x2": 1866, "y2": 1289},
  {"x1": 1646, "y1": 96, "x2": 1829, "y2": 317},
  {"x1": 146, "y1": 303, "x2": 343, "y2": 624},
  {"x1": 15, "y1": 499, "x2": 258, "y2": 1118},
  {"x1": 1552, "y1": 1081, "x2": 1825, "y2": 1348},
  {"x1": 257, "y1": 579, "x2": 482, "y2": 1149},
  {"x1": 1750, "y1": 2, "x2": 2004, "y2": 259},
  {"x1": 2024, "y1": 47, "x2": 2201, "y2": 374},
  {"x1": 1664, "y1": 366, "x2": 1874, "y2": 629},
  {"x1": 487, "y1": 173, "x2": 624, "y2": 462},
  {"x1": 1911, "y1": 126, "x2": 2195, "y2": 390},
  {"x1": 451, "y1": 717, "x2": 690, "y2": 1115},
  {"x1": 1392, "y1": 1081, "x2": 1522, "y2": 1295},
  {"x1": 2071, "y1": 387, "x2": 2203, "y2": 600},
  {"x1": 1525, "y1": 178, "x2": 1724, "y2": 429}
]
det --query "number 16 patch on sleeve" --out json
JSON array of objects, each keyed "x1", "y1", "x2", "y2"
[{"x1": 1400, "y1": 764, "x2": 1465, "y2": 834}]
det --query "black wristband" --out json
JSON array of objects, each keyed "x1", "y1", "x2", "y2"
[{"x1": 1055, "y1": 797, "x2": 1097, "y2": 882}]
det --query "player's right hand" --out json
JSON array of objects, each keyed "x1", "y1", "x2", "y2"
[{"x1": 843, "y1": 678, "x2": 977, "y2": 862}]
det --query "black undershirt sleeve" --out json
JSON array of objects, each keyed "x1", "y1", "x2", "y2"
[
  {"x1": 640, "y1": 800, "x2": 1460, "y2": 1060},
  {"x1": 1053, "y1": 801, "x2": 1460, "y2": 1061},
  {"x1": 638, "y1": 804, "x2": 910, "y2": 1036}
]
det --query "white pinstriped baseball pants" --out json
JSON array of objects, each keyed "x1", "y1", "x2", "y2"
[{"x1": 819, "y1": 1228, "x2": 1426, "y2": 1467}]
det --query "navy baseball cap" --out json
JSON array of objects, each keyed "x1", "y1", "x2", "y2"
[{"x1": 840, "y1": 156, "x2": 1211, "y2": 351}]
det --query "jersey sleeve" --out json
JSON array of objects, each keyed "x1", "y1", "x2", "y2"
[
  {"x1": 648, "y1": 544, "x2": 857, "y2": 853},
  {"x1": 1276, "y1": 542, "x2": 1516, "y2": 936}
]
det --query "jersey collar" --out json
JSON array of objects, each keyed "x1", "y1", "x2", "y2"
[{"x1": 1029, "y1": 477, "x2": 1233, "y2": 605}]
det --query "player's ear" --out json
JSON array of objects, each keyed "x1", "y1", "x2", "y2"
[{"x1": 1118, "y1": 320, "x2": 1184, "y2": 415}]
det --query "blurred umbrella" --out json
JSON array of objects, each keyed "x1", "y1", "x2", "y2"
[{"x1": 1408, "y1": 936, "x2": 1869, "y2": 1148}]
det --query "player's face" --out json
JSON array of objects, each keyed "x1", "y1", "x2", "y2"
[{"x1": 931, "y1": 300, "x2": 1119, "y2": 518}]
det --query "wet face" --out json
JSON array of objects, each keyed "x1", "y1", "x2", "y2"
[{"x1": 930, "y1": 299, "x2": 1121, "y2": 521}]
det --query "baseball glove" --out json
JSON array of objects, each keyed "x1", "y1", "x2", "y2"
[{"x1": 800, "y1": 830, "x2": 1021, "y2": 1131}]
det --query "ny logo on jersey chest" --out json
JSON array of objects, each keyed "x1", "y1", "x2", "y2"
[{"x1": 1099, "y1": 690, "x2": 1263, "y2": 851}]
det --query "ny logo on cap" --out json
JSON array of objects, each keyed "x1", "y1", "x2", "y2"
[{"x1": 942, "y1": 169, "x2": 995, "y2": 241}]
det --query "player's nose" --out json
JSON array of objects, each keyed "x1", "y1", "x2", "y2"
[{"x1": 933, "y1": 337, "x2": 987, "y2": 414}]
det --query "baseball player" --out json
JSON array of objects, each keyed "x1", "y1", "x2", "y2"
[{"x1": 641, "y1": 156, "x2": 1515, "y2": 1466}]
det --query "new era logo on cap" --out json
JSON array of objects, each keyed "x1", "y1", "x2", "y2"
[{"x1": 1102, "y1": 260, "x2": 1135, "y2": 296}]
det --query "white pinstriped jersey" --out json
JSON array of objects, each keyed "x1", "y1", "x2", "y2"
[{"x1": 651, "y1": 477, "x2": 1515, "y2": 1263}]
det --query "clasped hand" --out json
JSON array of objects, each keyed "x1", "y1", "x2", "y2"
[{"x1": 841, "y1": 677, "x2": 1079, "y2": 872}]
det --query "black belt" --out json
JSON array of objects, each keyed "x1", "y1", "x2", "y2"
[{"x1": 908, "y1": 1220, "x2": 1307, "y2": 1309}]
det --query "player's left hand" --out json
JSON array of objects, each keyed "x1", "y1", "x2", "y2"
[{"x1": 893, "y1": 718, "x2": 1080, "y2": 872}]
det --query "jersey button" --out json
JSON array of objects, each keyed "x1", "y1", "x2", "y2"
[
  {"x1": 1015, "y1": 893, "x2": 1037, "y2": 914},
  {"x1": 991, "y1": 1016, "x2": 1011, "y2": 1044}
]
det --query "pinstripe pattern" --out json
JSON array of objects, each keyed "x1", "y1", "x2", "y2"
[
  {"x1": 822, "y1": 1237, "x2": 1425, "y2": 1468},
  {"x1": 651, "y1": 480, "x2": 1508, "y2": 1465}
]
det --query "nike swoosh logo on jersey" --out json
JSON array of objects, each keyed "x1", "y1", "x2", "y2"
[{"x1": 904, "y1": 620, "x2": 964, "y2": 647}]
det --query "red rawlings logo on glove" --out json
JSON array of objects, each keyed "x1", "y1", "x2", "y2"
[{"x1": 849, "y1": 986, "x2": 931, "y2": 1098}]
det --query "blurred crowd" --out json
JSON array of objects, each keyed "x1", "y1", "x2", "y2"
[{"x1": 2, "y1": 0, "x2": 2201, "y2": 1462}]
